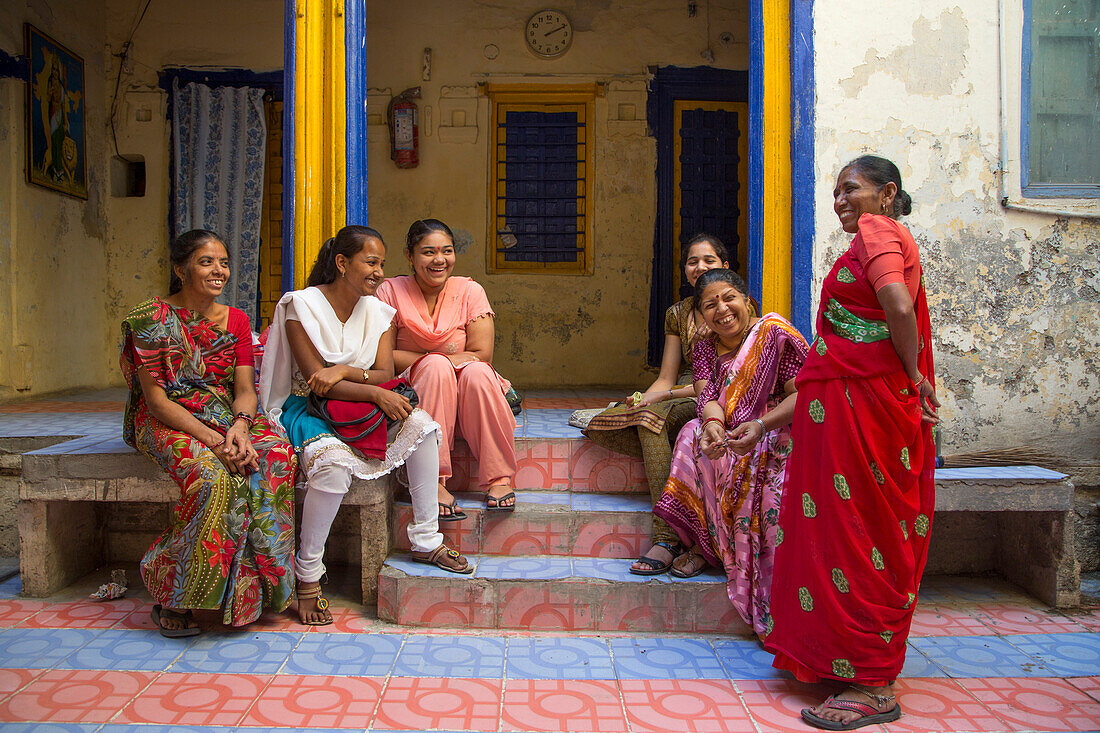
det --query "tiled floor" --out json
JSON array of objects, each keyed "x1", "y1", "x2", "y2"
[
  {"x1": 2, "y1": 390, "x2": 1099, "y2": 731},
  {"x1": 0, "y1": 573, "x2": 1098, "y2": 731}
]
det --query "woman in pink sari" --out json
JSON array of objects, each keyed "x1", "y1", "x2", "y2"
[
  {"x1": 376, "y1": 219, "x2": 517, "y2": 516},
  {"x1": 654, "y1": 269, "x2": 808, "y2": 636}
]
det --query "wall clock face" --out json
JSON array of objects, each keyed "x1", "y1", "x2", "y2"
[{"x1": 526, "y1": 9, "x2": 572, "y2": 58}]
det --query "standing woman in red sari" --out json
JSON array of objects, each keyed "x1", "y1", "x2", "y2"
[{"x1": 763, "y1": 156, "x2": 939, "y2": 730}]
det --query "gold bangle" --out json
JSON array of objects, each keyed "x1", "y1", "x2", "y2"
[{"x1": 363, "y1": 369, "x2": 369, "y2": 383}]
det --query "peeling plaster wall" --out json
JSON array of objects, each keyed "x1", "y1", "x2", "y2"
[
  {"x1": 365, "y1": 1, "x2": 749, "y2": 387},
  {"x1": 0, "y1": 1, "x2": 111, "y2": 399},
  {"x1": 813, "y1": 2, "x2": 1100, "y2": 460}
]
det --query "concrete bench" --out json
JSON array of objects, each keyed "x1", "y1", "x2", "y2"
[
  {"x1": 18, "y1": 439, "x2": 393, "y2": 604},
  {"x1": 930, "y1": 466, "x2": 1078, "y2": 607}
]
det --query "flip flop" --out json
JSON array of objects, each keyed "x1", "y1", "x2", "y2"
[
  {"x1": 412, "y1": 544, "x2": 474, "y2": 574},
  {"x1": 629, "y1": 541, "x2": 683, "y2": 576},
  {"x1": 801, "y1": 692, "x2": 902, "y2": 730},
  {"x1": 151, "y1": 605, "x2": 201, "y2": 638},
  {"x1": 438, "y1": 500, "x2": 467, "y2": 522},
  {"x1": 485, "y1": 490, "x2": 516, "y2": 512}
]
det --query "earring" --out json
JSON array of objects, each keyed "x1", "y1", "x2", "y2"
[
  {"x1": 339, "y1": 269, "x2": 346, "y2": 278},
  {"x1": 881, "y1": 202, "x2": 888, "y2": 214}
]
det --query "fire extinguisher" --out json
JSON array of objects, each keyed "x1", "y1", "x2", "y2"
[{"x1": 387, "y1": 86, "x2": 421, "y2": 169}]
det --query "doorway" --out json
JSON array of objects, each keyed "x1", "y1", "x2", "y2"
[{"x1": 647, "y1": 67, "x2": 749, "y2": 365}]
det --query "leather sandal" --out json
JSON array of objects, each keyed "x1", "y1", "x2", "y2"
[
  {"x1": 296, "y1": 581, "x2": 333, "y2": 626},
  {"x1": 412, "y1": 544, "x2": 474, "y2": 574},
  {"x1": 629, "y1": 541, "x2": 683, "y2": 576},
  {"x1": 801, "y1": 687, "x2": 902, "y2": 730},
  {"x1": 670, "y1": 547, "x2": 708, "y2": 578}
]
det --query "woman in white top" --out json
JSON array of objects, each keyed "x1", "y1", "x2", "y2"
[{"x1": 260, "y1": 225, "x2": 472, "y2": 626}]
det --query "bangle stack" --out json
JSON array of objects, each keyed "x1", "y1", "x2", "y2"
[
  {"x1": 912, "y1": 374, "x2": 927, "y2": 389},
  {"x1": 702, "y1": 417, "x2": 724, "y2": 430},
  {"x1": 233, "y1": 412, "x2": 255, "y2": 429},
  {"x1": 753, "y1": 418, "x2": 767, "y2": 433}
]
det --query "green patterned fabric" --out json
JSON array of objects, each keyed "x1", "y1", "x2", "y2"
[{"x1": 824, "y1": 299, "x2": 891, "y2": 344}]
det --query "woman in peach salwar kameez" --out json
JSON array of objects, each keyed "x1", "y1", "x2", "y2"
[{"x1": 376, "y1": 219, "x2": 518, "y2": 517}]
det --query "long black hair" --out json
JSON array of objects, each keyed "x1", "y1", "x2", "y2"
[
  {"x1": 405, "y1": 218, "x2": 455, "y2": 256},
  {"x1": 168, "y1": 229, "x2": 224, "y2": 295},
  {"x1": 842, "y1": 155, "x2": 913, "y2": 217},
  {"x1": 306, "y1": 225, "x2": 385, "y2": 287}
]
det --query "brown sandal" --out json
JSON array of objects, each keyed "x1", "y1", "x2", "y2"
[
  {"x1": 412, "y1": 544, "x2": 474, "y2": 574},
  {"x1": 296, "y1": 581, "x2": 334, "y2": 626},
  {"x1": 670, "y1": 547, "x2": 708, "y2": 578}
]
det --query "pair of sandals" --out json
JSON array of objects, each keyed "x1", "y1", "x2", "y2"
[
  {"x1": 801, "y1": 686, "x2": 902, "y2": 730},
  {"x1": 629, "y1": 541, "x2": 708, "y2": 578},
  {"x1": 438, "y1": 486, "x2": 517, "y2": 521}
]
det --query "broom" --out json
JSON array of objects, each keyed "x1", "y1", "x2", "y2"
[{"x1": 935, "y1": 446, "x2": 1057, "y2": 469}]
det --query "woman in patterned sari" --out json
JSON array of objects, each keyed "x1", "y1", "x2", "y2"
[
  {"x1": 121, "y1": 229, "x2": 296, "y2": 637},
  {"x1": 763, "y1": 156, "x2": 938, "y2": 730},
  {"x1": 654, "y1": 269, "x2": 808, "y2": 635}
]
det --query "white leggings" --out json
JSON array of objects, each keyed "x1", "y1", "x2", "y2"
[{"x1": 295, "y1": 435, "x2": 444, "y2": 583}]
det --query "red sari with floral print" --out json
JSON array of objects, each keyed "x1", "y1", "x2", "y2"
[
  {"x1": 121, "y1": 298, "x2": 297, "y2": 626},
  {"x1": 763, "y1": 216, "x2": 935, "y2": 685}
]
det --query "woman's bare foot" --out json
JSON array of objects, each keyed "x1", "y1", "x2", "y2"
[
  {"x1": 804, "y1": 684, "x2": 898, "y2": 728},
  {"x1": 296, "y1": 580, "x2": 333, "y2": 626}
]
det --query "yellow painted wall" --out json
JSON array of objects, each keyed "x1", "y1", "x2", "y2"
[
  {"x1": 363, "y1": 1, "x2": 749, "y2": 387},
  {"x1": 0, "y1": 1, "x2": 283, "y2": 400},
  {"x1": 0, "y1": 4, "x2": 112, "y2": 399},
  {"x1": 1, "y1": 0, "x2": 748, "y2": 396}
]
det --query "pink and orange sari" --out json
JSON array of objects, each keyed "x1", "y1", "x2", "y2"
[{"x1": 654, "y1": 314, "x2": 807, "y2": 635}]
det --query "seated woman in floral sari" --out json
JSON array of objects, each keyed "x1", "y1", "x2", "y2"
[
  {"x1": 654, "y1": 269, "x2": 808, "y2": 636},
  {"x1": 120, "y1": 229, "x2": 297, "y2": 637}
]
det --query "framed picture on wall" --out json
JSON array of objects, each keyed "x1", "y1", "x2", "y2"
[{"x1": 24, "y1": 24, "x2": 87, "y2": 199}]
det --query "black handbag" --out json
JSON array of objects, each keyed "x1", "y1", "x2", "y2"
[{"x1": 305, "y1": 378, "x2": 418, "y2": 442}]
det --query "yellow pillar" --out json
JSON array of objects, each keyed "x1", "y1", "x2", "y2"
[
  {"x1": 294, "y1": 0, "x2": 347, "y2": 288},
  {"x1": 760, "y1": 0, "x2": 792, "y2": 318}
]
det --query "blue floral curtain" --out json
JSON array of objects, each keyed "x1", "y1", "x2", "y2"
[{"x1": 172, "y1": 80, "x2": 266, "y2": 327}]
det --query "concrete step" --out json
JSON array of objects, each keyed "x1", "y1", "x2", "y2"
[
  {"x1": 446, "y1": 437, "x2": 647, "y2": 494},
  {"x1": 377, "y1": 553, "x2": 750, "y2": 634},
  {"x1": 392, "y1": 490, "x2": 655, "y2": 558}
]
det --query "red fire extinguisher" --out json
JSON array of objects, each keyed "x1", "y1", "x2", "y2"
[{"x1": 387, "y1": 86, "x2": 421, "y2": 169}]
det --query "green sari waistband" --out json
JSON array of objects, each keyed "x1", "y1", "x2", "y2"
[{"x1": 824, "y1": 299, "x2": 890, "y2": 344}]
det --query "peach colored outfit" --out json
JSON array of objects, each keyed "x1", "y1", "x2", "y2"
[{"x1": 376, "y1": 275, "x2": 517, "y2": 488}]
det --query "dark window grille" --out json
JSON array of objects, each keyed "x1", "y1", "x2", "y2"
[{"x1": 496, "y1": 109, "x2": 585, "y2": 263}]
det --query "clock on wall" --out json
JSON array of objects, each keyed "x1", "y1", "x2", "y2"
[{"x1": 525, "y1": 9, "x2": 572, "y2": 58}]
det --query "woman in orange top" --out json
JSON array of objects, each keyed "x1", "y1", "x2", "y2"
[{"x1": 376, "y1": 219, "x2": 518, "y2": 516}]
